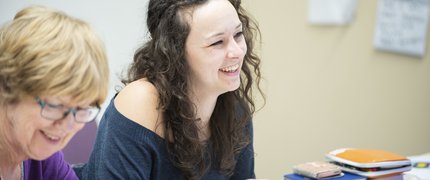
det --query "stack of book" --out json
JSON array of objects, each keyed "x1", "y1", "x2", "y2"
[
  {"x1": 292, "y1": 161, "x2": 343, "y2": 179},
  {"x1": 284, "y1": 171, "x2": 366, "y2": 180},
  {"x1": 284, "y1": 161, "x2": 367, "y2": 180},
  {"x1": 325, "y1": 148, "x2": 412, "y2": 179}
]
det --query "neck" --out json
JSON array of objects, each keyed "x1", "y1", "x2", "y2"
[
  {"x1": 0, "y1": 162, "x2": 22, "y2": 180},
  {"x1": 0, "y1": 109, "x2": 25, "y2": 179},
  {"x1": 0, "y1": 135, "x2": 24, "y2": 180},
  {"x1": 188, "y1": 83, "x2": 221, "y2": 121},
  {"x1": 189, "y1": 90, "x2": 219, "y2": 142},
  {"x1": 191, "y1": 92, "x2": 218, "y2": 123}
]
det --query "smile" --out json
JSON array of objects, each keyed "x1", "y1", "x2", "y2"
[
  {"x1": 41, "y1": 130, "x2": 61, "y2": 141},
  {"x1": 219, "y1": 64, "x2": 240, "y2": 73}
]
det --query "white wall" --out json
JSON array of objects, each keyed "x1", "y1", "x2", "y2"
[
  {"x1": 243, "y1": 0, "x2": 430, "y2": 179},
  {"x1": 0, "y1": 0, "x2": 149, "y2": 119}
]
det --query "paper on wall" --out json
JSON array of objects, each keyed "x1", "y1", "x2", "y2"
[
  {"x1": 308, "y1": 0, "x2": 357, "y2": 25},
  {"x1": 373, "y1": 0, "x2": 430, "y2": 58}
]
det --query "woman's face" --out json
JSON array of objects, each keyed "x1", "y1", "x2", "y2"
[
  {"x1": 8, "y1": 96, "x2": 88, "y2": 160},
  {"x1": 185, "y1": 0, "x2": 246, "y2": 96}
]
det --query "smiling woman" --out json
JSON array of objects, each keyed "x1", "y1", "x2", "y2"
[
  {"x1": 0, "y1": 5, "x2": 109, "y2": 180},
  {"x1": 76, "y1": 0, "x2": 264, "y2": 179}
]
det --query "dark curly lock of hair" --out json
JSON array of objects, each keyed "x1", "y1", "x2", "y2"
[{"x1": 123, "y1": 0, "x2": 263, "y2": 179}]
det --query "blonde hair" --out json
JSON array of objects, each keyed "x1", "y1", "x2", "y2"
[{"x1": 0, "y1": 6, "x2": 109, "y2": 106}]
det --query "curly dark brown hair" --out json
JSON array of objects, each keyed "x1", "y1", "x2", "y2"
[{"x1": 123, "y1": 0, "x2": 263, "y2": 179}]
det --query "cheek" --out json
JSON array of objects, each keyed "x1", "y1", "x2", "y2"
[
  {"x1": 73, "y1": 123, "x2": 85, "y2": 132},
  {"x1": 68, "y1": 123, "x2": 86, "y2": 138},
  {"x1": 187, "y1": 54, "x2": 212, "y2": 75},
  {"x1": 13, "y1": 106, "x2": 44, "y2": 132},
  {"x1": 240, "y1": 41, "x2": 247, "y2": 57},
  {"x1": 63, "y1": 123, "x2": 85, "y2": 143},
  {"x1": 12, "y1": 114, "x2": 45, "y2": 149}
]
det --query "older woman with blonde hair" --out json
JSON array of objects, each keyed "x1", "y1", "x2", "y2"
[{"x1": 0, "y1": 6, "x2": 109, "y2": 180}]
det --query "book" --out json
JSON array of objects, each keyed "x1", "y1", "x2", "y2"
[
  {"x1": 326, "y1": 148, "x2": 411, "y2": 168},
  {"x1": 293, "y1": 162, "x2": 342, "y2": 179},
  {"x1": 330, "y1": 164, "x2": 409, "y2": 178},
  {"x1": 284, "y1": 172, "x2": 366, "y2": 180},
  {"x1": 369, "y1": 173, "x2": 404, "y2": 180},
  {"x1": 326, "y1": 148, "x2": 412, "y2": 178}
]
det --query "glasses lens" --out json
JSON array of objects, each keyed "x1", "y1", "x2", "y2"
[
  {"x1": 75, "y1": 107, "x2": 100, "y2": 123},
  {"x1": 41, "y1": 104, "x2": 66, "y2": 120},
  {"x1": 37, "y1": 96, "x2": 100, "y2": 123}
]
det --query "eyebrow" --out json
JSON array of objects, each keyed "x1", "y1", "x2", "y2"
[{"x1": 205, "y1": 23, "x2": 243, "y2": 40}]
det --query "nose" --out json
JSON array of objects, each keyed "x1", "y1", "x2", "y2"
[
  {"x1": 226, "y1": 37, "x2": 245, "y2": 59},
  {"x1": 55, "y1": 112, "x2": 76, "y2": 132}
]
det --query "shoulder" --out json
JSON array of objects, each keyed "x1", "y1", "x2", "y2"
[{"x1": 114, "y1": 79, "x2": 165, "y2": 138}]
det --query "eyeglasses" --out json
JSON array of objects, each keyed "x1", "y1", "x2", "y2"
[{"x1": 35, "y1": 97, "x2": 100, "y2": 123}]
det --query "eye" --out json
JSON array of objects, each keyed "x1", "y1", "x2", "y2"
[
  {"x1": 45, "y1": 102, "x2": 64, "y2": 109},
  {"x1": 234, "y1": 31, "x2": 243, "y2": 39},
  {"x1": 77, "y1": 105, "x2": 96, "y2": 111},
  {"x1": 210, "y1": 40, "x2": 223, "y2": 46}
]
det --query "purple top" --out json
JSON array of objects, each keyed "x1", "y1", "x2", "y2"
[{"x1": 23, "y1": 151, "x2": 78, "y2": 180}]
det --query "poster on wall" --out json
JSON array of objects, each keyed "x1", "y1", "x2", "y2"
[
  {"x1": 373, "y1": 0, "x2": 430, "y2": 58},
  {"x1": 308, "y1": 0, "x2": 357, "y2": 25}
]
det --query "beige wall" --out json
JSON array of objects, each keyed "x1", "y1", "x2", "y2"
[{"x1": 242, "y1": 1, "x2": 430, "y2": 179}]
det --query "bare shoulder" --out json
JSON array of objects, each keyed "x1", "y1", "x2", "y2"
[{"x1": 114, "y1": 79, "x2": 165, "y2": 138}]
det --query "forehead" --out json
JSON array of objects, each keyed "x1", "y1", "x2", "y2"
[
  {"x1": 185, "y1": 0, "x2": 241, "y2": 37},
  {"x1": 42, "y1": 95, "x2": 93, "y2": 107}
]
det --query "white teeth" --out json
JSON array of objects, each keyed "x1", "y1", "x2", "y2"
[
  {"x1": 42, "y1": 131, "x2": 60, "y2": 141},
  {"x1": 220, "y1": 64, "x2": 240, "y2": 73}
]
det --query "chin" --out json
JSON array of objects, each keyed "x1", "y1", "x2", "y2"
[
  {"x1": 231, "y1": 82, "x2": 241, "y2": 90},
  {"x1": 227, "y1": 85, "x2": 240, "y2": 92},
  {"x1": 29, "y1": 145, "x2": 62, "y2": 160},
  {"x1": 30, "y1": 152, "x2": 56, "y2": 160}
]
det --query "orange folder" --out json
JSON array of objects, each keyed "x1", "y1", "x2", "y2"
[
  {"x1": 326, "y1": 148, "x2": 412, "y2": 178},
  {"x1": 334, "y1": 149, "x2": 408, "y2": 164}
]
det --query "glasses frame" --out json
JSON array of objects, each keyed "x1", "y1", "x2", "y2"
[{"x1": 35, "y1": 97, "x2": 100, "y2": 123}]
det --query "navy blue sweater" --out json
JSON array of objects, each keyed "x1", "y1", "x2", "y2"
[{"x1": 74, "y1": 97, "x2": 256, "y2": 180}]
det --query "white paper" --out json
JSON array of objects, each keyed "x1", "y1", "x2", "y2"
[
  {"x1": 404, "y1": 153, "x2": 430, "y2": 180},
  {"x1": 373, "y1": 0, "x2": 430, "y2": 58},
  {"x1": 308, "y1": 0, "x2": 357, "y2": 25}
]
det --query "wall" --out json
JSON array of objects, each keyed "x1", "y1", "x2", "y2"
[{"x1": 242, "y1": 0, "x2": 430, "y2": 179}]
